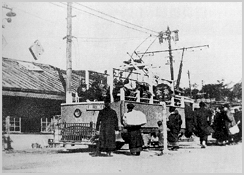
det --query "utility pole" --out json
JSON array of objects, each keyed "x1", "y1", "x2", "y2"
[
  {"x1": 166, "y1": 26, "x2": 174, "y2": 81},
  {"x1": 66, "y1": 2, "x2": 73, "y2": 103},
  {"x1": 187, "y1": 70, "x2": 192, "y2": 97},
  {"x1": 158, "y1": 26, "x2": 179, "y2": 98}
]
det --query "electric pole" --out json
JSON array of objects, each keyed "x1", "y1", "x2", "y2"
[
  {"x1": 166, "y1": 26, "x2": 174, "y2": 81},
  {"x1": 187, "y1": 70, "x2": 192, "y2": 97},
  {"x1": 66, "y1": 2, "x2": 73, "y2": 103},
  {"x1": 158, "y1": 26, "x2": 179, "y2": 96}
]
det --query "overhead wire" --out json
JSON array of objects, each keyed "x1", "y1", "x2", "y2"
[
  {"x1": 58, "y1": 2, "x2": 158, "y2": 36},
  {"x1": 74, "y1": 2, "x2": 158, "y2": 35},
  {"x1": 50, "y1": 2, "x2": 159, "y2": 64}
]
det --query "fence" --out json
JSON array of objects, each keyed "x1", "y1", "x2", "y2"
[{"x1": 59, "y1": 122, "x2": 96, "y2": 142}]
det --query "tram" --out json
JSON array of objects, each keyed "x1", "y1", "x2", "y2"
[{"x1": 58, "y1": 60, "x2": 194, "y2": 149}]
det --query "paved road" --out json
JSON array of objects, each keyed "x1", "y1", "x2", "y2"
[{"x1": 2, "y1": 142, "x2": 242, "y2": 173}]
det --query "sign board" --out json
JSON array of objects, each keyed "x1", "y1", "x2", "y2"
[
  {"x1": 87, "y1": 104, "x2": 104, "y2": 111},
  {"x1": 29, "y1": 40, "x2": 44, "y2": 60}
]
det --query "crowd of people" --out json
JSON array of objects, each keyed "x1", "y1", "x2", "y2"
[
  {"x1": 91, "y1": 99, "x2": 242, "y2": 157},
  {"x1": 211, "y1": 104, "x2": 242, "y2": 145},
  {"x1": 76, "y1": 78, "x2": 242, "y2": 157},
  {"x1": 76, "y1": 76, "x2": 173, "y2": 103}
]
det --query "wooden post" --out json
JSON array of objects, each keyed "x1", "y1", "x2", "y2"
[
  {"x1": 160, "y1": 102, "x2": 168, "y2": 152},
  {"x1": 136, "y1": 89, "x2": 140, "y2": 102},
  {"x1": 5, "y1": 116, "x2": 13, "y2": 150},
  {"x1": 6, "y1": 116, "x2": 10, "y2": 135},
  {"x1": 109, "y1": 68, "x2": 114, "y2": 102},
  {"x1": 120, "y1": 88, "x2": 125, "y2": 101},
  {"x1": 65, "y1": 2, "x2": 73, "y2": 103},
  {"x1": 85, "y1": 70, "x2": 89, "y2": 90},
  {"x1": 148, "y1": 68, "x2": 153, "y2": 104},
  {"x1": 181, "y1": 96, "x2": 185, "y2": 107}
]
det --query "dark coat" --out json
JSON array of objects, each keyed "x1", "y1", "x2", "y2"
[
  {"x1": 77, "y1": 84, "x2": 87, "y2": 102},
  {"x1": 194, "y1": 107, "x2": 212, "y2": 137},
  {"x1": 127, "y1": 125, "x2": 144, "y2": 151},
  {"x1": 212, "y1": 111, "x2": 230, "y2": 141},
  {"x1": 184, "y1": 104, "x2": 195, "y2": 138},
  {"x1": 167, "y1": 111, "x2": 182, "y2": 142},
  {"x1": 96, "y1": 106, "x2": 119, "y2": 151}
]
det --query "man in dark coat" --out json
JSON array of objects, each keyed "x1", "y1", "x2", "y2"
[
  {"x1": 212, "y1": 106, "x2": 230, "y2": 145},
  {"x1": 95, "y1": 99, "x2": 119, "y2": 156},
  {"x1": 167, "y1": 106, "x2": 182, "y2": 151},
  {"x1": 184, "y1": 103, "x2": 195, "y2": 138},
  {"x1": 194, "y1": 101, "x2": 213, "y2": 148}
]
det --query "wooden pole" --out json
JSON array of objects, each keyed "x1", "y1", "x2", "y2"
[{"x1": 66, "y1": 2, "x2": 73, "y2": 103}]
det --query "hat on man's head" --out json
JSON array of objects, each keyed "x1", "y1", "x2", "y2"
[{"x1": 127, "y1": 103, "x2": 135, "y2": 109}]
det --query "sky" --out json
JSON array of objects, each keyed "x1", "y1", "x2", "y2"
[{"x1": 2, "y1": 2, "x2": 242, "y2": 89}]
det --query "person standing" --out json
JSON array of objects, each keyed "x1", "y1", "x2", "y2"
[
  {"x1": 194, "y1": 102, "x2": 213, "y2": 148},
  {"x1": 223, "y1": 104, "x2": 236, "y2": 145},
  {"x1": 212, "y1": 106, "x2": 230, "y2": 145},
  {"x1": 233, "y1": 108, "x2": 242, "y2": 143},
  {"x1": 167, "y1": 106, "x2": 182, "y2": 151},
  {"x1": 95, "y1": 99, "x2": 119, "y2": 156},
  {"x1": 157, "y1": 120, "x2": 165, "y2": 156},
  {"x1": 77, "y1": 78, "x2": 87, "y2": 102},
  {"x1": 123, "y1": 103, "x2": 147, "y2": 156}
]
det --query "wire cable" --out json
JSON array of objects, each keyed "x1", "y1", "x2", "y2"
[
  {"x1": 74, "y1": 2, "x2": 158, "y2": 34},
  {"x1": 58, "y1": 2, "x2": 157, "y2": 36}
]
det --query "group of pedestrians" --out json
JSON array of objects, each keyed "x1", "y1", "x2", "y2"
[
  {"x1": 92, "y1": 99, "x2": 183, "y2": 157},
  {"x1": 212, "y1": 104, "x2": 242, "y2": 146},
  {"x1": 91, "y1": 99, "x2": 241, "y2": 157}
]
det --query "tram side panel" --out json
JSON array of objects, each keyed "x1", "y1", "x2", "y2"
[
  {"x1": 59, "y1": 101, "x2": 186, "y2": 144},
  {"x1": 121, "y1": 101, "x2": 186, "y2": 130}
]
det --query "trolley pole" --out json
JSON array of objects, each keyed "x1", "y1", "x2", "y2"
[{"x1": 66, "y1": 2, "x2": 73, "y2": 103}]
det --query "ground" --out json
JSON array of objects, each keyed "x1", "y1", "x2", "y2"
[{"x1": 2, "y1": 142, "x2": 242, "y2": 173}]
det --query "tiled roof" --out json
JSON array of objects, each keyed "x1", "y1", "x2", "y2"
[{"x1": 2, "y1": 57, "x2": 85, "y2": 99}]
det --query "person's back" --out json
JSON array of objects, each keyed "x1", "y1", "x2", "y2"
[
  {"x1": 195, "y1": 107, "x2": 210, "y2": 129},
  {"x1": 194, "y1": 102, "x2": 213, "y2": 148},
  {"x1": 167, "y1": 110, "x2": 182, "y2": 134}
]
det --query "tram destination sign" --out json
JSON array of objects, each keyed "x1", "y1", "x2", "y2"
[{"x1": 87, "y1": 104, "x2": 104, "y2": 111}]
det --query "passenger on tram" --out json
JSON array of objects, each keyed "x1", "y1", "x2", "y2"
[
  {"x1": 86, "y1": 79, "x2": 103, "y2": 101},
  {"x1": 77, "y1": 78, "x2": 87, "y2": 102},
  {"x1": 113, "y1": 76, "x2": 124, "y2": 102}
]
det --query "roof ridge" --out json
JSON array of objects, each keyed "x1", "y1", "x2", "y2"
[{"x1": 2, "y1": 57, "x2": 62, "y2": 70}]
